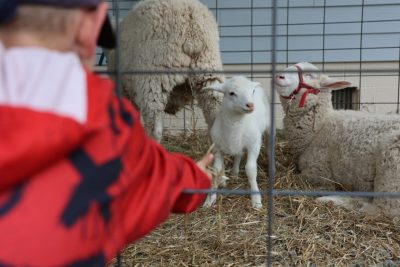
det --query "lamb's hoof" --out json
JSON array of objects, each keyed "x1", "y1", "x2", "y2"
[
  {"x1": 203, "y1": 194, "x2": 217, "y2": 208},
  {"x1": 231, "y1": 170, "x2": 239, "y2": 177},
  {"x1": 251, "y1": 195, "x2": 263, "y2": 210},
  {"x1": 251, "y1": 201, "x2": 263, "y2": 210},
  {"x1": 219, "y1": 175, "x2": 229, "y2": 188}
]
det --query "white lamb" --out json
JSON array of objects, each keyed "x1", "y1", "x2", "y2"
[
  {"x1": 202, "y1": 76, "x2": 271, "y2": 209},
  {"x1": 107, "y1": 0, "x2": 224, "y2": 142},
  {"x1": 274, "y1": 62, "x2": 400, "y2": 217}
]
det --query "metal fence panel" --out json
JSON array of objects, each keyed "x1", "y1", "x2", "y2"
[{"x1": 101, "y1": 1, "x2": 400, "y2": 266}]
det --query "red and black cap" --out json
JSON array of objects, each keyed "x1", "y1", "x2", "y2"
[{"x1": 0, "y1": 0, "x2": 116, "y2": 49}]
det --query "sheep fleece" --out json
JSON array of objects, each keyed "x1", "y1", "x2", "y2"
[
  {"x1": 107, "y1": 0, "x2": 224, "y2": 127},
  {"x1": 282, "y1": 92, "x2": 400, "y2": 216}
]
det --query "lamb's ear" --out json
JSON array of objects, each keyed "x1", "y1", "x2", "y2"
[
  {"x1": 320, "y1": 75, "x2": 352, "y2": 90},
  {"x1": 251, "y1": 81, "x2": 261, "y2": 88},
  {"x1": 203, "y1": 82, "x2": 225, "y2": 93}
]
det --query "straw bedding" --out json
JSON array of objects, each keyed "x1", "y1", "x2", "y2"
[{"x1": 109, "y1": 131, "x2": 400, "y2": 267}]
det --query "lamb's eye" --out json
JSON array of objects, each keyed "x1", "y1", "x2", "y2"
[
  {"x1": 304, "y1": 73, "x2": 313, "y2": 78},
  {"x1": 229, "y1": 92, "x2": 236, "y2": 96}
]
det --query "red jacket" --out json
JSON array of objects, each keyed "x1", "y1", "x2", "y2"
[{"x1": 0, "y1": 71, "x2": 210, "y2": 266}]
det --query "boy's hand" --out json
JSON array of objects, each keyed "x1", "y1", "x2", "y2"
[
  {"x1": 196, "y1": 153, "x2": 214, "y2": 181},
  {"x1": 80, "y1": 57, "x2": 95, "y2": 71}
]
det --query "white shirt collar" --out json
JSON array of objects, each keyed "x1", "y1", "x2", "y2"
[{"x1": 0, "y1": 43, "x2": 87, "y2": 124}]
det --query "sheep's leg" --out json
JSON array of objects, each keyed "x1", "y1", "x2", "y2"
[
  {"x1": 195, "y1": 87, "x2": 222, "y2": 130},
  {"x1": 298, "y1": 151, "x2": 335, "y2": 189},
  {"x1": 246, "y1": 142, "x2": 262, "y2": 209},
  {"x1": 129, "y1": 75, "x2": 170, "y2": 143},
  {"x1": 141, "y1": 109, "x2": 164, "y2": 143},
  {"x1": 153, "y1": 112, "x2": 164, "y2": 143},
  {"x1": 203, "y1": 151, "x2": 224, "y2": 207},
  {"x1": 317, "y1": 133, "x2": 400, "y2": 217},
  {"x1": 373, "y1": 132, "x2": 400, "y2": 217},
  {"x1": 315, "y1": 196, "x2": 375, "y2": 213},
  {"x1": 231, "y1": 154, "x2": 242, "y2": 177}
]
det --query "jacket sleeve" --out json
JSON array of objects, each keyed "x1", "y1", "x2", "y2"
[{"x1": 111, "y1": 97, "x2": 211, "y2": 243}]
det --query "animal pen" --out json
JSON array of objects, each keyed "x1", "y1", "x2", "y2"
[{"x1": 99, "y1": 0, "x2": 400, "y2": 266}]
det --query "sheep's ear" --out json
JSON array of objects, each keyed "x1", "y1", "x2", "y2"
[
  {"x1": 320, "y1": 75, "x2": 352, "y2": 90},
  {"x1": 251, "y1": 81, "x2": 260, "y2": 88},
  {"x1": 203, "y1": 82, "x2": 225, "y2": 93}
]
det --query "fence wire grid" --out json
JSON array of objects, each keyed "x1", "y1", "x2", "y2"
[{"x1": 98, "y1": 0, "x2": 400, "y2": 266}]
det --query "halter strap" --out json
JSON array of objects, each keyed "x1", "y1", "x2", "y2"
[{"x1": 281, "y1": 65, "x2": 320, "y2": 107}]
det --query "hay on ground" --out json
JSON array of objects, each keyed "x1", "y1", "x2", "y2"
[{"x1": 109, "y1": 131, "x2": 400, "y2": 267}]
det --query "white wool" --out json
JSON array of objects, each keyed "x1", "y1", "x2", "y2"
[
  {"x1": 203, "y1": 76, "x2": 271, "y2": 209},
  {"x1": 107, "y1": 0, "x2": 224, "y2": 142},
  {"x1": 275, "y1": 62, "x2": 400, "y2": 218}
]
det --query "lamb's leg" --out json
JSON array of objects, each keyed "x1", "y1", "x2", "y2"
[
  {"x1": 246, "y1": 142, "x2": 262, "y2": 209},
  {"x1": 203, "y1": 150, "x2": 224, "y2": 207},
  {"x1": 373, "y1": 132, "x2": 400, "y2": 217},
  {"x1": 232, "y1": 154, "x2": 242, "y2": 177}
]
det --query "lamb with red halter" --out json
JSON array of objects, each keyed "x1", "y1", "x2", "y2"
[{"x1": 275, "y1": 62, "x2": 400, "y2": 218}]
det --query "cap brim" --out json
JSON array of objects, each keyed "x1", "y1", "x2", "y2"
[{"x1": 97, "y1": 15, "x2": 116, "y2": 49}]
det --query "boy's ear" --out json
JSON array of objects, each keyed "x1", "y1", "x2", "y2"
[{"x1": 75, "y1": 2, "x2": 109, "y2": 60}]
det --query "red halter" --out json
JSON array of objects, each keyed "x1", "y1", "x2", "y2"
[{"x1": 281, "y1": 65, "x2": 320, "y2": 107}]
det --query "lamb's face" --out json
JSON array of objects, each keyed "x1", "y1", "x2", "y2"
[
  {"x1": 224, "y1": 77, "x2": 257, "y2": 114},
  {"x1": 275, "y1": 65, "x2": 300, "y2": 97},
  {"x1": 275, "y1": 62, "x2": 321, "y2": 97},
  {"x1": 204, "y1": 76, "x2": 260, "y2": 114},
  {"x1": 274, "y1": 62, "x2": 352, "y2": 110}
]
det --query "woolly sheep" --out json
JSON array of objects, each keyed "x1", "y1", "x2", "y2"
[
  {"x1": 274, "y1": 62, "x2": 400, "y2": 217},
  {"x1": 202, "y1": 76, "x2": 271, "y2": 209},
  {"x1": 107, "y1": 0, "x2": 224, "y2": 142}
]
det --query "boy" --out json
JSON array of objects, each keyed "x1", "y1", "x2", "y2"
[{"x1": 0, "y1": 0, "x2": 213, "y2": 266}]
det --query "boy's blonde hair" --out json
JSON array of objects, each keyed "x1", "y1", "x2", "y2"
[{"x1": 2, "y1": 5, "x2": 80, "y2": 35}]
